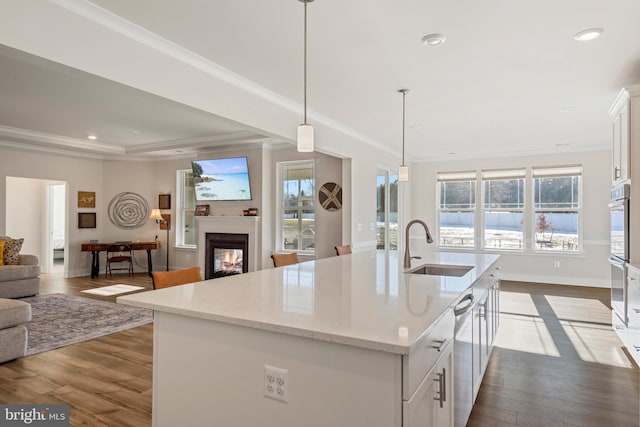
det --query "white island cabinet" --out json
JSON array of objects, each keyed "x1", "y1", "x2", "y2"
[{"x1": 119, "y1": 250, "x2": 500, "y2": 427}]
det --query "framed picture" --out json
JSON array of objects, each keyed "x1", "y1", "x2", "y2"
[
  {"x1": 78, "y1": 191, "x2": 96, "y2": 208},
  {"x1": 78, "y1": 212, "x2": 96, "y2": 229},
  {"x1": 159, "y1": 194, "x2": 171, "y2": 210},
  {"x1": 160, "y1": 213, "x2": 171, "y2": 230},
  {"x1": 195, "y1": 205, "x2": 210, "y2": 216}
]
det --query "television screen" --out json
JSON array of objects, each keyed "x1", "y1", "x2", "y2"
[{"x1": 191, "y1": 157, "x2": 252, "y2": 201}]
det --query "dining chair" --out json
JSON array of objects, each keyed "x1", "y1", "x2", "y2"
[
  {"x1": 334, "y1": 245, "x2": 352, "y2": 256},
  {"x1": 105, "y1": 244, "x2": 133, "y2": 277},
  {"x1": 151, "y1": 266, "x2": 202, "y2": 289},
  {"x1": 270, "y1": 253, "x2": 300, "y2": 267}
]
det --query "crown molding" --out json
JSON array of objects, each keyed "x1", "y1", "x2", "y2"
[
  {"x1": 126, "y1": 131, "x2": 267, "y2": 154},
  {"x1": 48, "y1": 0, "x2": 397, "y2": 158},
  {"x1": 0, "y1": 125, "x2": 125, "y2": 154}
]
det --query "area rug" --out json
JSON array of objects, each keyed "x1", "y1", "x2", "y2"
[
  {"x1": 19, "y1": 293, "x2": 153, "y2": 356},
  {"x1": 81, "y1": 284, "x2": 146, "y2": 296}
]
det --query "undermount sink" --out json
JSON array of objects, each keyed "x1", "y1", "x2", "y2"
[{"x1": 408, "y1": 264, "x2": 473, "y2": 277}]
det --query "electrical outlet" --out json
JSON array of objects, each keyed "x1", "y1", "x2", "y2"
[
  {"x1": 554, "y1": 260, "x2": 560, "y2": 268},
  {"x1": 264, "y1": 365, "x2": 288, "y2": 403}
]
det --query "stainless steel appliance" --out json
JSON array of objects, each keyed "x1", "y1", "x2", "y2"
[
  {"x1": 610, "y1": 183, "x2": 630, "y2": 325},
  {"x1": 453, "y1": 292, "x2": 475, "y2": 427},
  {"x1": 609, "y1": 183, "x2": 630, "y2": 261}
]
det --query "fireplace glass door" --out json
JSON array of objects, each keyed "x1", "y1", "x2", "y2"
[{"x1": 214, "y1": 248, "x2": 244, "y2": 276}]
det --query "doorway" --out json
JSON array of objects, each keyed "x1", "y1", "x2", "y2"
[
  {"x1": 5, "y1": 177, "x2": 67, "y2": 275},
  {"x1": 376, "y1": 169, "x2": 399, "y2": 250},
  {"x1": 50, "y1": 184, "x2": 66, "y2": 274}
]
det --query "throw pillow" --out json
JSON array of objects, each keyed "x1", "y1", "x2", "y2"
[
  {"x1": 0, "y1": 241, "x2": 4, "y2": 266},
  {"x1": 2, "y1": 238, "x2": 24, "y2": 265}
]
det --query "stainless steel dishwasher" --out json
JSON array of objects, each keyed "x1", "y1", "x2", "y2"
[{"x1": 453, "y1": 291, "x2": 475, "y2": 427}]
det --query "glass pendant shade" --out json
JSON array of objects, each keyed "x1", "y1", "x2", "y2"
[
  {"x1": 297, "y1": 124, "x2": 314, "y2": 152},
  {"x1": 399, "y1": 165, "x2": 409, "y2": 182}
]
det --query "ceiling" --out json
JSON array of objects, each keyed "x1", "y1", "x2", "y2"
[{"x1": 1, "y1": 0, "x2": 640, "y2": 161}]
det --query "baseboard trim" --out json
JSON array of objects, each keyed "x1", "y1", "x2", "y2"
[{"x1": 501, "y1": 272, "x2": 610, "y2": 288}]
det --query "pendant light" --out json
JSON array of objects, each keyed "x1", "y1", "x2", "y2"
[
  {"x1": 297, "y1": 0, "x2": 314, "y2": 152},
  {"x1": 398, "y1": 89, "x2": 410, "y2": 181}
]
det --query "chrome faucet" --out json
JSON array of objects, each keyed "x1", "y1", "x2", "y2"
[{"x1": 404, "y1": 219, "x2": 433, "y2": 269}]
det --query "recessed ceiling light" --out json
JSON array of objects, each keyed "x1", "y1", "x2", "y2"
[
  {"x1": 87, "y1": 135, "x2": 97, "y2": 140},
  {"x1": 574, "y1": 28, "x2": 603, "y2": 41},
  {"x1": 421, "y1": 34, "x2": 446, "y2": 46}
]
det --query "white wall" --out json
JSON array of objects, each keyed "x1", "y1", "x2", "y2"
[
  {"x1": 410, "y1": 150, "x2": 611, "y2": 287},
  {"x1": 0, "y1": 147, "x2": 104, "y2": 277},
  {"x1": 6, "y1": 177, "x2": 45, "y2": 258}
]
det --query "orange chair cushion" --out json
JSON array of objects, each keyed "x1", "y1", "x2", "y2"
[
  {"x1": 271, "y1": 253, "x2": 299, "y2": 267},
  {"x1": 152, "y1": 267, "x2": 202, "y2": 289}
]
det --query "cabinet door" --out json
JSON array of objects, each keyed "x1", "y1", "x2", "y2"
[
  {"x1": 613, "y1": 112, "x2": 622, "y2": 182},
  {"x1": 627, "y1": 266, "x2": 640, "y2": 364},
  {"x1": 612, "y1": 102, "x2": 630, "y2": 183},
  {"x1": 403, "y1": 341, "x2": 454, "y2": 427},
  {"x1": 620, "y1": 103, "x2": 630, "y2": 182}
]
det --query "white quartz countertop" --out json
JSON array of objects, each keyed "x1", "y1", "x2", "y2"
[{"x1": 118, "y1": 250, "x2": 499, "y2": 354}]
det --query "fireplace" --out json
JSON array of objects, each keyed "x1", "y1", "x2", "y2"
[
  {"x1": 205, "y1": 233, "x2": 249, "y2": 279},
  {"x1": 196, "y1": 216, "x2": 261, "y2": 275}
]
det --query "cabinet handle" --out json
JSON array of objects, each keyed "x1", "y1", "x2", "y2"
[
  {"x1": 634, "y1": 345, "x2": 640, "y2": 353},
  {"x1": 433, "y1": 367, "x2": 446, "y2": 408},
  {"x1": 431, "y1": 339, "x2": 446, "y2": 352},
  {"x1": 633, "y1": 308, "x2": 640, "y2": 314}
]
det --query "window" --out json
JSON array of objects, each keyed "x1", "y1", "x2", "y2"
[
  {"x1": 376, "y1": 170, "x2": 399, "y2": 250},
  {"x1": 532, "y1": 166, "x2": 581, "y2": 252},
  {"x1": 436, "y1": 165, "x2": 582, "y2": 253},
  {"x1": 176, "y1": 169, "x2": 196, "y2": 247},
  {"x1": 437, "y1": 172, "x2": 476, "y2": 248},
  {"x1": 482, "y1": 169, "x2": 525, "y2": 249},
  {"x1": 279, "y1": 161, "x2": 315, "y2": 253}
]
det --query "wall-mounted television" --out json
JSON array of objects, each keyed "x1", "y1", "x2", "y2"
[{"x1": 191, "y1": 157, "x2": 252, "y2": 201}]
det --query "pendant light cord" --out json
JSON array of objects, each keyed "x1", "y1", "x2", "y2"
[{"x1": 303, "y1": 0, "x2": 308, "y2": 125}]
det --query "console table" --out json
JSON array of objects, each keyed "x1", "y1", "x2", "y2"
[{"x1": 81, "y1": 241, "x2": 160, "y2": 278}]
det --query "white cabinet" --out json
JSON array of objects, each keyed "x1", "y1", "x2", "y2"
[
  {"x1": 627, "y1": 265, "x2": 640, "y2": 365},
  {"x1": 609, "y1": 85, "x2": 640, "y2": 187},
  {"x1": 403, "y1": 340, "x2": 453, "y2": 427},
  {"x1": 471, "y1": 267, "x2": 500, "y2": 401},
  {"x1": 403, "y1": 311, "x2": 454, "y2": 427},
  {"x1": 610, "y1": 94, "x2": 630, "y2": 183}
]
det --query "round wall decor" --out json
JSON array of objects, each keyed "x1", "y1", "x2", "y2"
[
  {"x1": 108, "y1": 192, "x2": 150, "y2": 229},
  {"x1": 319, "y1": 182, "x2": 342, "y2": 211}
]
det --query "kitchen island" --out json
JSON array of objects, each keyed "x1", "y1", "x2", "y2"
[{"x1": 118, "y1": 250, "x2": 500, "y2": 427}]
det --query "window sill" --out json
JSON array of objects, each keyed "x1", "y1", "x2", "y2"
[{"x1": 436, "y1": 246, "x2": 585, "y2": 258}]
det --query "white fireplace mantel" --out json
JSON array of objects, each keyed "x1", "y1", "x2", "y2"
[{"x1": 195, "y1": 216, "x2": 262, "y2": 274}]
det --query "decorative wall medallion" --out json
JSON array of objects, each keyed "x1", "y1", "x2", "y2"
[
  {"x1": 107, "y1": 192, "x2": 150, "y2": 229},
  {"x1": 319, "y1": 182, "x2": 342, "y2": 211}
]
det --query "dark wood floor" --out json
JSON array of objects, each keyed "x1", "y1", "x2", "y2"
[
  {"x1": 1, "y1": 271, "x2": 638, "y2": 426},
  {"x1": 468, "y1": 281, "x2": 640, "y2": 427}
]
